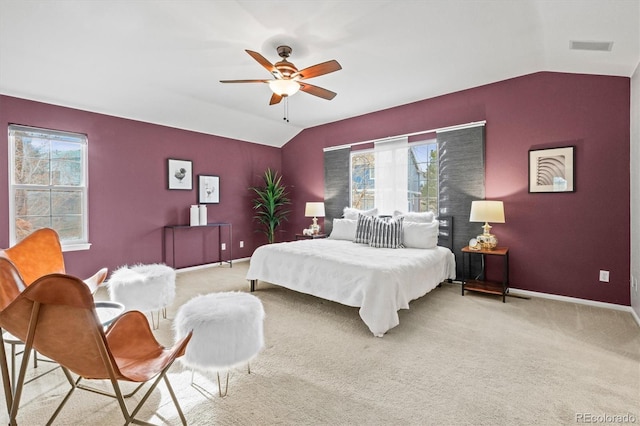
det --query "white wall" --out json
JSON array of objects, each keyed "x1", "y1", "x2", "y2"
[{"x1": 631, "y1": 61, "x2": 640, "y2": 321}]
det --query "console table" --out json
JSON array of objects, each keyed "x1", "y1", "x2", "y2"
[{"x1": 163, "y1": 223, "x2": 232, "y2": 269}]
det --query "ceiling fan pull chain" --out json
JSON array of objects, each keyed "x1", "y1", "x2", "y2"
[{"x1": 283, "y1": 97, "x2": 289, "y2": 123}]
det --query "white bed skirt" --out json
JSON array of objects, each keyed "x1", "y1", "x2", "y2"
[{"x1": 246, "y1": 239, "x2": 456, "y2": 336}]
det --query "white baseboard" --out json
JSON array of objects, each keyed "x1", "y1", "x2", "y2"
[
  {"x1": 175, "y1": 257, "x2": 250, "y2": 274},
  {"x1": 447, "y1": 281, "x2": 640, "y2": 327},
  {"x1": 630, "y1": 308, "x2": 640, "y2": 327},
  {"x1": 509, "y1": 288, "x2": 640, "y2": 327}
]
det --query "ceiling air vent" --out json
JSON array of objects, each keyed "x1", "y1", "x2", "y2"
[{"x1": 570, "y1": 40, "x2": 613, "y2": 51}]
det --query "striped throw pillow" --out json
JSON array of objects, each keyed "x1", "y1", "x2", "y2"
[
  {"x1": 354, "y1": 213, "x2": 374, "y2": 244},
  {"x1": 369, "y1": 216, "x2": 404, "y2": 249}
]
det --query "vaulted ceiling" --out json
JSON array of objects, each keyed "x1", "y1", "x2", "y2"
[{"x1": 1, "y1": 0, "x2": 638, "y2": 147}]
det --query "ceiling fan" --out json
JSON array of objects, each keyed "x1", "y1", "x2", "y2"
[{"x1": 220, "y1": 45, "x2": 342, "y2": 106}]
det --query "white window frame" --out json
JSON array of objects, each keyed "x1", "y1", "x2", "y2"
[{"x1": 8, "y1": 124, "x2": 90, "y2": 251}]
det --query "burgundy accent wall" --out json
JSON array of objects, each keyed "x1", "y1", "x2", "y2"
[
  {"x1": 282, "y1": 72, "x2": 631, "y2": 305},
  {"x1": 0, "y1": 71, "x2": 630, "y2": 305},
  {"x1": 0, "y1": 95, "x2": 281, "y2": 278}
]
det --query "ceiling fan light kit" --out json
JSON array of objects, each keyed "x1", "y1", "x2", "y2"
[
  {"x1": 268, "y1": 79, "x2": 300, "y2": 96},
  {"x1": 220, "y1": 45, "x2": 342, "y2": 111}
]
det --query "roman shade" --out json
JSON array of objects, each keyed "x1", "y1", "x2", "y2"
[
  {"x1": 437, "y1": 125, "x2": 485, "y2": 278},
  {"x1": 323, "y1": 148, "x2": 350, "y2": 235}
]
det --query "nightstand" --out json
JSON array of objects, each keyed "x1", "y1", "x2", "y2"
[
  {"x1": 295, "y1": 233, "x2": 327, "y2": 240},
  {"x1": 461, "y1": 246, "x2": 509, "y2": 302}
]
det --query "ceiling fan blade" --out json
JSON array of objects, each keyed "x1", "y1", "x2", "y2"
[
  {"x1": 292, "y1": 60, "x2": 342, "y2": 80},
  {"x1": 219, "y1": 79, "x2": 269, "y2": 83},
  {"x1": 245, "y1": 50, "x2": 282, "y2": 78},
  {"x1": 299, "y1": 82, "x2": 337, "y2": 100},
  {"x1": 269, "y1": 93, "x2": 283, "y2": 105}
]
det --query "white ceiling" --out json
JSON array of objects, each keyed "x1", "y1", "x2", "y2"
[{"x1": 1, "y1": 0, "x2": 638, "y2": 148}]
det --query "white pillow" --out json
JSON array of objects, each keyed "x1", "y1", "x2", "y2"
[
  {"x1": 402, "y1": 221, "x2": 439, "y2": 249},
  {"x1": 393, "y1": 210, "x2": 435, "y2": 223},
  {"x1": 343, "y1": 207, "x2": 378, "y2": 220},
  {"x1": 328, "y1": 219, "x2": 358, "y2": 241}
]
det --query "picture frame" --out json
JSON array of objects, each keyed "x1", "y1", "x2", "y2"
[
  {"x1": 198, "y1": 175, "x2": 220, "y2": 204},
  {"x1": 167, "y1": 159, "x2": 193, "y2": 190},
  {"x1": 528, "y1": 146, "x2": 575, "y2": 193}
]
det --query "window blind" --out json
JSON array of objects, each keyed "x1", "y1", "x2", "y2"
[
  {"x1": 437, "y1": 125, "x2": 485, "y2": 279},
  {"x1": 374, "y1": 137, "x2": 408, "y2": 215},
  {"x1": 323, "y1": 148, "x2": 350, "y2": 235}
]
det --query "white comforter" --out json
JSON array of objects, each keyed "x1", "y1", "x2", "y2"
[{"x1": 246, "y1": 239, "x2": 456, "y2": 336}]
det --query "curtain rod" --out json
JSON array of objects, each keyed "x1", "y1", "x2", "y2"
[{"x1": 323, "y1": 120, "x2": 486, "y2": 152}]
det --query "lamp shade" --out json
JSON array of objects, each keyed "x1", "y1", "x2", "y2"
[
  {"x1": 469, "y1": 200, "x2": 505, "y2": 223},
  {"x1": 268, "y1": 79, "x2": 301, "y2": 96},
  {"x1": 305, "y1": 202, "x2": 325, "y2": 217}
]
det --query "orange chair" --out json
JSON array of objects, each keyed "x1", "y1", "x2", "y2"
[
  {"x1": 0, "y1": 228, "x2": 108, "y2": 391},
  {"x1": 0, "y1": 258, "x2": 192, "y2": 425},
  {"x1": 0, "y1": 258, "x2": 26, "y2": 416},
  {"x1": 0, "y1": 258, "x2": 22, "y2": 311},
  {"x1": 0, "y1": 228, "x2": 107, "y2": 293}
]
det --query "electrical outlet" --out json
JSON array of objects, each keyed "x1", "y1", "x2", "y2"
[
  {"x1": 240, "y1": 240, "x2": 244, "y2": 248},
  {"x1": 599, "y1": 270, "x2": 609, "y2": 283},
  {"x1": 221, "y1": 243, "x2": 226, "y2": 251}
]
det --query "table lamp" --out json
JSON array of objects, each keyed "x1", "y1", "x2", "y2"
[
  {"x1": 305, "y1": 202, "x2": 325, "y2": 235},
  {"x1": 469, "y1": 200, "x2": 505, "y2": 250}
]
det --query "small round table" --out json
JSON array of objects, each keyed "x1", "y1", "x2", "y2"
[{"x1": 95, "y1": 301, "x2": 125, "y2": 327}]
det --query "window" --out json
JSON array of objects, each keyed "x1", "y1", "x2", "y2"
[
  {"x1": 9, "y1": 125, "x2": 89, "y2": 250},
  {"x1": 350, "y1": 139, "x2": 438, "y2": 214},
  {"x1": 351, "y1": 150, "x2": 376, "y2": 210},
  {"x1": 408, "y1": 141, "x2": 438, "y2": 213}
]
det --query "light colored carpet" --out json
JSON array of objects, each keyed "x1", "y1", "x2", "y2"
[{"x1": 2, "y1": 260, "x2": 639, "y2": 425}]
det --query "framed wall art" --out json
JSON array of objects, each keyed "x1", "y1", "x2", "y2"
[
  {"x1": 168, "y1": 159, "x2": 193, "y2": 190},
  {"x1": 528, "y1": 146, "x2": 575, "y2": 193},
  {"x1": 198, "y1": 175, "x2": 220, "y2": 203}
]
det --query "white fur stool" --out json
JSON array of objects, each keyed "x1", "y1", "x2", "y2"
[
  {"x1": 174, "y1": 292, "x2": 265, "y2": 396},
  {"x1": 107, "y1": 263, "x2": 176, "y2": 329}
]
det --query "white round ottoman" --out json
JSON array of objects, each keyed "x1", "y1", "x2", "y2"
[
  {"x1": 174, "y1": 292, "x2": 265, "y2": 396},
  {"x1": 107, "y1": 263, "x2": 176, "y2": 329}
]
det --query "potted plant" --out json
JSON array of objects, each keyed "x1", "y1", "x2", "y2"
[{"x1": 250, "y1": 169, "x2": 291, "y2": 243}]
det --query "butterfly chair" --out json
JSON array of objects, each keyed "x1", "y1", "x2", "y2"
[
  {"x1": 0, "y1": 228, "x2": 109, "y2": 394},
  {"x1": 0, "y1": 227, "x2": 108, "y2": 291},
  {"x1": 0, "y1": 259, "x2": 192, "y2": 426}
]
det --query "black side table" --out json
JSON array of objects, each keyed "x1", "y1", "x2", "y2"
[
  {"x1": 461, "y1": 246, "x2": 509, "y2": 302},
  {"x1": 295, "y1": 233, "x2": 327, "y2": 240}
]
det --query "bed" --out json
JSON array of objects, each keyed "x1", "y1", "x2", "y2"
[{"x1": 246, "y1": 213, "x2": 456, "y2": 337}]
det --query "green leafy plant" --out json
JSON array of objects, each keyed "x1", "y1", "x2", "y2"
[{"x1": 250, "y1": 168, "x2": 291, "y2": 243}]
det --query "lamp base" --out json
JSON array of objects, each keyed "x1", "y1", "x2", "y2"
[
  {"x1": 477, "y1": 233, "x2": 498, "y2": 250},
  {"x1": 310, "y1": 217, "x2": 320, "y2": 235}
]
